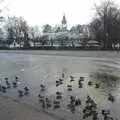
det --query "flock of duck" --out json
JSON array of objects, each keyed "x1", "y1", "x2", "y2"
[
  {"x1": 0, "y1": 76, "x2": 30, "y2": 97},
  {"x1": 38, "y1": 73, "x2": 117, "y2": 120},
  {"x1": 0, "y1": 73, "x2": 118, "y2": 120}
]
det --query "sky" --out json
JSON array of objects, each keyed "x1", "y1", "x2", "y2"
[{"x1": 2, "y1": 0, "x2": 120, "y2": 28}]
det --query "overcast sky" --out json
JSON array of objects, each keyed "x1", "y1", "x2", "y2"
[{"x1": 2, "y1": 0, "x2": 120, "y2": 28}]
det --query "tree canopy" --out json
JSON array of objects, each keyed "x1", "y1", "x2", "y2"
[{"x1": 90, "y1": 0, "x2": 120, "y2": 49}]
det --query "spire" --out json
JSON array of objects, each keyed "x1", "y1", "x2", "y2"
[
  {"x1": 61, "y1": 14, "x2": 67, "y2": 31},
  {"x1": 62, "y1": 14, "x2": 67, "y2": 25}
]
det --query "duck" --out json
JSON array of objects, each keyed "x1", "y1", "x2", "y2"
[
  {"x1": 38, "y1": 94, "x2": 42, "y2": 98},
  {"x1": 79, "y1": 77, "x2": 84, "y2": 81},
  {"x1": 59, "y1": 78, "x2": 63, "y2": 82},
  {"x1": 4, "y1": 77, "x2": 8, "y2": 81},
  {"x1": 83, "y1": 106, "x2": 92, "y2": 113},
  {"x1": 75, "y1": 98, "x2": 81, "y2": 106},
  {"x1": 68, "y1": 87, "x2": 72, "y2": 91},
  {"x1": 40, "y1": 84, "x2": 46, "y2": 92},
  {"x1": 78, "y1": 82, "x2": 83, "y2": 88},
  {"x1": 5, "y1": 80, "x2": 10, "y2": 85},
  {"x1": 86, "y1": 95, "x2": 92, "y2": 104},
  {"x1": 56, "y1": 80, "x2": 60, "y2": 87},
  {"x1": 101, "y1": 109, "x2": 110, "y2": 115},
  {"x1": 95, "y1": 83, "x2": 100, "y2": 88},
  {"x1": 78, "y1": 80, "x2": 82, "y2": 83},
  {"x1": 53, "y1": 104, "x2": 60, "y2": 110},
  {"x1": 40, "y1": 84, "x2": 45, "y2": 88},
  {"x1": 56, "y1": 91, "x2": 62, "y2": 95},
  {"x1": 62, "y1": 73, "x2": 65, "y2": 78},
  {"x1": 46, "y1": 102, "x2": 52, "y2": 108},
  {"x1": 41, "y1": 100, "x2": 45, "y2": 108},
  {"x1": 70, "y1": 76, "x2": 74, "y2": 82},
  {"x1": 6, "y1": 84, "x2": 11, "y2": 89},
  {"x1": 56, "y1": 95, "x2": 62, "y2": 100},
  {"x1": 70, "y1": 104, "x2": 76, "y2": 113},
  {"x1": 53, "y1": 100, "x2": 60, "y2": 105},
  {"x1": 45, "y1": 97, "x2": 50, "y2": 103},
  {"x1": 70, "y1": 96, "x2": 75, "y2": 104},
  {"x1": 53, "y1": 100, "x2": 61, "y2": 109},
  {"x1": 83, "y1": 111, "x2": 93, "y2": 119},
  {"x1": 43, "y1": 98, "x2": 52, "y2": 108},
  {"x1": 101, "y1": 110, "x2": 113, "y2": 120},
  {"x1": 12, "y1": 81, "x2": 17, "y2": 88},
  {"x1": 15, "y1": 76, "x2": 19, "y2": 81},
  {"x1": 56, "y1": 91, "x2": 62, "y2": 99},
  {"x1": 70, "y1": 79, "x2": 74, "y2": 82},
  {"x1": 67, "y1": 85, "x2": 72, "y2": 91},
  {"x1": 59, "y1": 81, "x2": 63, "y2": 85},
  {"x1": 70, "y1": 75, "x2": 74, "y2": 79},
  {"x1": 70, "y1": 96, "x2": 75, "y2": 100},
  {"x1": 86, "y1": 95, "x2": 96, "y2": 107},
  {"x1": 67, "y1": 103, "x2": 75, "y2": 113},
  {"x1": 5, "y1": 80, "x2": 11, "y2": 89},
  {"x1": 38, "y1": 94, "x2": 44, "y2": 103},
  {"x1": 24, "y1": 86, "x2": 29, "y2": 92},
  {"x1": 108, "y1": 93, "x2": 115, "y2": 103},
  {"x1": 92, "y1": 111, "x2": 98, "y2": 120},
  {"x1": 56, "y1": 84, "x2": 59, "y2": 87},
  {"x1": 56, "y1": 80, "x2": 59, "y2": 84},
  {"x1": 1, "y1": 86, "x2": 6, "y2": 93},
  {"x1": 67, "y1": 85, "x2": 72, "y2": 88},
  {"x1": 88, "y1": 81, "x2": 93, "y2": 86},
  {"x1": 24, "y1": 86, "x2": 29, "y2": 95},
  {"x1": 18, "y1": 90, "x2": 24, "y2": 97},
  {"x1": 84, "y1": 102, "x2": 97, "y2": 113}
]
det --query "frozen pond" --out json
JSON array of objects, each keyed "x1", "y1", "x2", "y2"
[{"x1": 0, "y1": 50, "x2": 120, "y2": 120}]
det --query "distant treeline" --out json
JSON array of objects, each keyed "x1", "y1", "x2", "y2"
[{"x1": 0, "y1": 0, "x2": 120, "y2": 50}]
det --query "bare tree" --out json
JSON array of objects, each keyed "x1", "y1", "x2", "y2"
[
  {"x1": 5, "y1": 17, "x2": 21, "y2": 46},
  {"x1": 29, "y1": 26, "x2": 41, "y2": 47},
  {"x1": 5, "y1": 16, "x2": 30, "y2": 48},
  {"x1": 19, "y1": 17, "x2": 30, "y2": 48},
  {"x1": 90, "y1": 0, "x2": 120, "y2": 49}
]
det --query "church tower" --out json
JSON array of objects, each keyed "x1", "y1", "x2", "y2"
[{"x1": 61, "y1": 14, "x2": 67, "y2": 31}]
